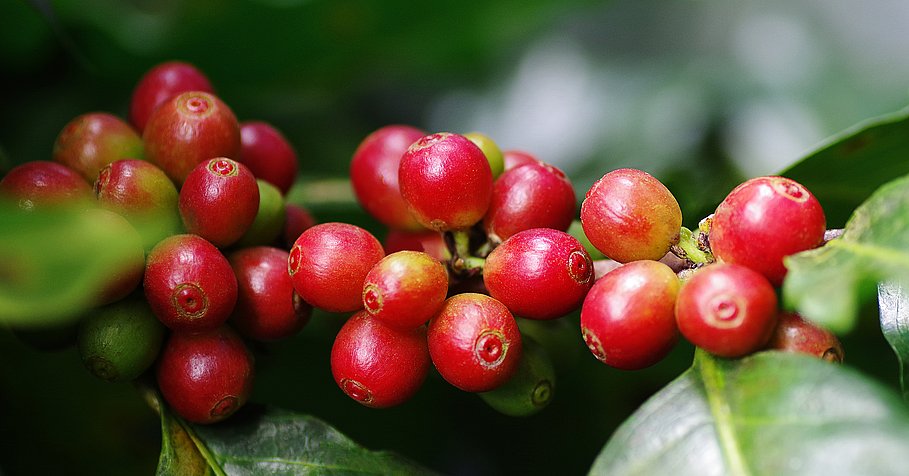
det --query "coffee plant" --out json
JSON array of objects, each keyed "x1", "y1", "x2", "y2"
[{"x1": 4, "y1": 55, "x2": 909, "y2": 476}]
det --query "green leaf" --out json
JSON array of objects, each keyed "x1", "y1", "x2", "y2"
[
  {"x1": 145, "y1": 385, "x2": 437, "y2": 476},
  {"x1": 878, "y1": 281, "x2": 909, "y2": 400},
  {"x1": 783, "y1": 173, "x2": 909, "y2": 334},
  {"x1": 782, "y1": 107, "x2": 909, "y2": 228},
  {"x1": 590, "y1": 350, "x2": 909, "y2": 476}
]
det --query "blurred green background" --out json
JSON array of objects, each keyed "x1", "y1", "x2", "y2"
[{"x1": 2, "y1": 0, "x2": 909, "y2": 474}]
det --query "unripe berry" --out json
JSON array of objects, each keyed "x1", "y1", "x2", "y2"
[
  {"x1": 709, "y1": 176, "x2": 826, "y2": 286},
  {"x1": 484, "y1": 228, "x2": 594, "y2": 320},
  {"x1": 580, "y1": 260, "x2": 680, "y2": 370},
  {"x1": 399, "y1": 132, "x2": 493, "y2": 232},
  {"x1": 156, "y1": 325, "x2": 254, "y2": 424},
  {"x1": 331, "y1": 311, "x2": 430, "y2": 408},
  {"x1": 478, "y1": 337, "x2": 556, "y2": 417},
  {"x1": 362, "y1": 251, "x2": 449, "y2": 329},
  {"x1": 580, "y1": 168, "x2": 682, "y2": 263},
  {"x1": 428, "y1": 293, "x2": 522, "y2": 392},
  {"x1": 52, "y1": 112, "x2": 144, "y2": 181},
  {"x1": 463, "y1": 131, "x2": 505, "y2": 178},
  {"x1": 675, "y1": 263, "x2": 778, "y2": 358},
  {"x1": 77, "y1": 296, "x2": 165, "y2": 382},
  {"x1": 288, "y1": 223, "x2": 384, "y2": 313}
]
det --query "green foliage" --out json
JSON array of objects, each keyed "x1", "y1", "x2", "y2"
[
  {"x1": 591, "y1": 350, "x2": 909, "y2": 476},
  {"x1": 145, "y1": 385, "x2": 437, "y2": 476},
  {"x1": 782, "y1": 108, "x2": 909, "y2": 228},
  {"x1": 784, "y1": 173, "x2": 909, "y2": 334}
]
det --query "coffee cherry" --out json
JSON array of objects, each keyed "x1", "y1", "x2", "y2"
[
  {"x1": 479, "y1": 337, "x2": 556, "y2": 417},
  {"x1": 179, "y1": 158, "x2": 260, "y2": 248},
  {"x1": 428, "y1": 293, "x2": 522, "y2": 392},
  {"x1": 282, "y1": 203, "x2": 317, "y2": 250},
  {"x1": 709, "y1": 176, "x2": 826, "y2": 286},
  {"x1": 129, "y1": 61, "x2": 214, "y2": 133},
  {"x1": 239, "y1": 121, "x2": 298, "y2": 195},
  {"x1": 52, "y1": 112, "x2": 144, "y2": 181},
  {"x1": 484, "y1": 228, "x2": 594, "y2": 320},
  {"x1": 94, "y1": 159, "x2": 182, "y2": 252},
  {"x1": 502, "y1": 149, "x2": 540, "y2": 171},
  {"x1": 362, "y1": 251, "x2": 448, "y2": 329},
  {"x1": 350, "y1": 125, "x2": 426, "y2": 231},
  {"x1": 766, "y1": 312, "x2": 844, "y2": 363},
  {"x1": 483, "y1": 161, "x2": 576, "y2": 243},
  {"x1": 675, "y1": 263, "x2": 778, "y2": 358},
  {"x1": 399, "y1": 132, "x2": 493, "y2": 232},
  {"x1": 144, "y1": 234, "x2": 238, "y2": 332},
  {"x1": 235, "y1": 179, "x2": 286, "y2": 248},
  {"x1": 143, "y1": 91, "x2": 241, "y2": 184},
  {"x1": 463, "y1": 131, "x2": 505, "y2": 178},
  {"x1": 156, "y1": 325, "x2": 254, "y2": 424},
  {"x1": 77, "y1": 295, "x2": 165, "y2": 382},
  {"x1": 331, "y1": 311, "x2": 430, "y2": 408},
  {"x1": 0, "y1": 161, "x2": 93, "y2": 211},
  {"x1": 580, "y1": 260, "x2": 680, "y2": 370},
  {"x1": 288, "y1": 222, "x2": 384, "y2": 313},
  {"x1": 229, "y1": 246, "x2": 310, "y2": 342},
  {"x1": 580, "y1": 168, "x2": 682, "y2": 263},
  {"x1": 382, "y1": 229, "x2": 449, "y2": 262}
]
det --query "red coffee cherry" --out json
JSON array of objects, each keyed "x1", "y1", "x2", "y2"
[
  {"x1": 288, "y1": 222, "x2": 385, "y2": 313},
  {"x1": 427, "y1": 293, "x2": 522, "y2": 392},
  {"x1": 156, "y1": 325, "x2": 254, "y2": 424},
  {"x1": 239, "y1": 121, "x2": 298, "y2": 195},
  {"x1": 398, "y1": 132, "x2": 493, "y2": 232},
  {"x1": 484, "y1": 228, "x2": 594, "y2": 320},
  {"x1": 709, "y1": 176, "x2": 826, "y2": 286},
  {"x1": 580, "y1": 168, "x2": 682, "y2": 263},
  {"x1": 331, "y1": 311, "x2": 430, "y2": 408},
  {"x1": 766, "y1": 312, "x2": 844, "y2": 363},
  {"x1": 282, "y1": 203, "x2": 317, "y2": 250},
  {"x1": 179, "y1": 158, "x2": 260, "y2": 248},
  {"x1": 350, "y1": 125, "x2": 426, "y2": 231},
  {"x1": 144, "y1": 234, "x2": 238, "y2": 332},
  {"x1": 580, "y1": 260, "x2": 680, "y2": 370},
  {"x1": 95, "y1": 159, "x2": 182, "y2": 251},
  {"x1": 675, "y1": 263, "x2": 778, "y2": 358},
  {"x1": 362, "y1": 251, "x2": 449, "y2": 329},
  {"x1": 0, "y1": 161, "x2": 93, "y2": 211},
  {"x1": 229, "y1": 246, "x2": 311, "y2": 342},
  {"x1": 52, "y1": 112, "x2": 144, "y2": 181},
  {"x1": 130, "y1": 61, "x2": 214, "y2": 133},
  {"x1": 143, "y1": 91, "x2": 241, "y2": 184},
  {"x1": 502, "y1": 149, "x2": 540, "y2": 171},
  {"x1": 382, "y1": 229, "x2": 449, "y2": 262},
  {"x1": 484, "y1": 161, "x2": 576, "y2": 243}
]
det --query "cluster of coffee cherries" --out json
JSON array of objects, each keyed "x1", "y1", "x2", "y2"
[
  {"x1": 337, "y1": 126, "x2": 845, "y2": 412},
  {"x1": 579, "y1": 169, "x2": 844, "y2": 369},
  {"x1": 0, "y1": 61, "x2": 318, "y2": 424}
]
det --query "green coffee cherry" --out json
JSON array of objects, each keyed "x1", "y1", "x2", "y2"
[
  {"x1": 236, "y1": 179, "x2": 286, "y2": 247},
  {"x1": 464, "y1": 131, "x2": 505, "y2": 179},
  {"x1": 77, "y1": 296, "x2": 165, "y2": 382},
  {"x1": 479, "y1": 337, "x2": 556, "y2": 417}
]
